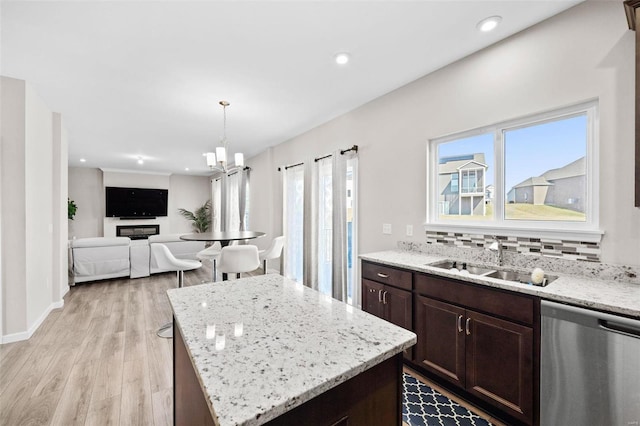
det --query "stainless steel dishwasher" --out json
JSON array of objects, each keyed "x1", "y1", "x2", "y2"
[{"x1": 541, "y1": 300, "x2": 640, "y2": 426}]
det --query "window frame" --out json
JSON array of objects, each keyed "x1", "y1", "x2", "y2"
[{"x1": 426, "y1": 100, "x2": 602, "y2": 242}]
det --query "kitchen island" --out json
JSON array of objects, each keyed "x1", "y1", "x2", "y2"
[{"x1": 167, "y1": 274, "x2": 416, "y2": 426}]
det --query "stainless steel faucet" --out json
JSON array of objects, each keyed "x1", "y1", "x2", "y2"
[{"x1": 489, "y1": 236, "x2": 504, "y2": 266}]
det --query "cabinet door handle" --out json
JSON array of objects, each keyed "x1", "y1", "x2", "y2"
[
  {"x1": 378, "y1": 289, "x2": 383, "y2": 303},
  {"x1": 457, "y1": 315, "x2": 463, "y2": 333},
  {"x1": 465, "y1": 318, "x2": 471, "y2": 335},
  {"x1": 377, "y1": 273, "x2": 389, "y2": 279},
  {"x1": 382, "y1": 291, "x2": 388, "y2": 305}
]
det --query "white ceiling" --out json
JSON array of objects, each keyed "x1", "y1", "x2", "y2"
[{"x1": 1, "y1": 1, "x2": 582, "y2": 176}]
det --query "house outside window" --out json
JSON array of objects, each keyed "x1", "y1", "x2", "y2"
[{"x1": 428, "y1": 101, "x2": 600, "y2": 241}]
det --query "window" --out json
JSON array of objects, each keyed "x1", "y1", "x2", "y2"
[{"x1": 428, "y1": 101, "x2": 599, "y2": 238}]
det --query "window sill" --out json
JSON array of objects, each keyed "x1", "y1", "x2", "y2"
[{"x1": 423, "y1": 223, "x2": 604, "y2": 243}]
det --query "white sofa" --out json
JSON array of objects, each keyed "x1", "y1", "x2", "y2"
[
  {"x1": 70, "y1": 234, "x2": 206, "y2": 283},
  {"x1": 70, "y1": 237, "x2": 131, "y2": 283}
]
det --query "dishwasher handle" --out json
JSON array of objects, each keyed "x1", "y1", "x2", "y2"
[
  {"x1": 599, "y1": 319, "x2": 640, "y2": 339},
  {"x1": 542, "y1": 300, "x2": 640, "y2": 339}
]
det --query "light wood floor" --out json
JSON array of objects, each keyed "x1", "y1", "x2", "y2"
[
  {"x1": 1, "y1": 265, "x2": 498, "y2": 426},
  {"x1": 0, "y1": 264, "x2": 219, "y2": 426}
]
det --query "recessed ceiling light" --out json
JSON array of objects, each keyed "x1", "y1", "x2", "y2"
[
  {"x1": 477, "y1": 16, "x2": 502, "y2": 32},
  {"x1": 334, "y1": 52, "x2": 350, "y2": 65},
  {"x1": 79, "y1": 158, "x2": 86, "y2": 163},
  {"x1": 185, "y1": 167, "x2": 190, "y2": 171},
  {"x1": 137, "y1": 157, "x2": 144, "y2": 165}
]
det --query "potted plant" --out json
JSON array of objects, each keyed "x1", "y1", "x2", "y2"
[
  {"x1": 178, "y1": 200, "x2": 212, "y2": 233},
  {"x1": 68, "y1": 198, "x2": 78, "y2": 220}
]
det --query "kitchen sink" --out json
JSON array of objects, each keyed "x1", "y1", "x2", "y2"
[
  {"x1": 485, "y1": 270, "x2": 557, "y2": 286},
  {"x1": 427, "y1": 260, "x2": 557, "y2": 286},
  {"x1": 427, "y1": 260, "x2": 495, "y2": 276}
]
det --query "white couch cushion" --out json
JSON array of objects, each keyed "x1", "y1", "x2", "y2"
[
  {"x1": 72, "y1": 237, "x2": 131, "y2": 248},
  {"x1": 72, "y1": 243, "x2": 130, "y2": 283}
]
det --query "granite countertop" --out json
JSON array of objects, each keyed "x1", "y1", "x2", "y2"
[
  {"x1": 360, "y1": 250, "x2": 640, "y2": 319},
  {"x1": 167, "y1": 274, "x2": 416, "y2": 426}
]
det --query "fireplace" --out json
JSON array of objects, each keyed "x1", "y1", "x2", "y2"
[{"x1": 116, "y1": 224, "x2": 160, "y2": 240}]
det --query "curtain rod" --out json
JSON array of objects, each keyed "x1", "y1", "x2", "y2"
[
  {"x1": 277, "y1": 162, "x2": 304, "y2": 172},
  {"x1": 227, "y1": 166, "x2": 251, "y2": 177},
  {"x1": 277, "y1": 144, "x2": 359, "y2": 171},
  {"x1": 210, "y1": 166, "x2": 251, "y2": 181}
]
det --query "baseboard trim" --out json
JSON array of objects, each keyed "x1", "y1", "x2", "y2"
[{"x1": 1, "y1": 299, "x2": 65, "y2": 344}]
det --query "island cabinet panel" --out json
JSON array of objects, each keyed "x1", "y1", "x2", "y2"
[
  {"x1": 414, "y1": 295, "x2": 466, "y2": 388},
  {"x1": 413, "y1": 272, "x2": 538, "y2": 426},
  {"x1": 174, "y1": 323, "x2": 216, "y2": 426},
  {"x1": 266, "y1": 353, "x2": 403, "y2": 426}
]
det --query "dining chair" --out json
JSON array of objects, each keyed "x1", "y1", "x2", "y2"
[
  {"x1": 151, "y1": 243, "x2": 202, "y2": 338},
  {"x1": 217, "y1": 245, "x2": 260, "y2": 280},
  {"x1": 197, "y1": 242, "x2": 222, "y2": 282},
  {"x1": 258, "y1": 236, "x2": 285, "y2": 275}
]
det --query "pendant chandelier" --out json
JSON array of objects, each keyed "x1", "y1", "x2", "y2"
[{"x1": 205, "y1": 100, "x2": 244, "y2": 172}]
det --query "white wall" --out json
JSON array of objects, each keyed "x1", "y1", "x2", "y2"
[
  {"x1": 52, "y1": 113, "x2": 69, "y2": 302},
  {"x1": 170, "y1": 174, "x2": 213, "y2": 233},
  {"x1": 68, "y1": 168, "x2": 211, "y2": 238},
  {"x1": 25, "y1": 83, "x2": 54, "y2": 328},
  {"x1": 1, "y1": 76, "x2": 66, "y2": 342},
  {"x1": 246, "y1": 2, "x2": 639, "y2": 267},
  {"x1": 68, "y1": 167, "x2": 104, "y2": 238},
  {"x1": 1, "y1": 77, "x2": 27, "y2": 336}
]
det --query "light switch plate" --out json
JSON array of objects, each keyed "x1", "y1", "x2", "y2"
[
  {"x1": 406, "y1": 225, "x2": 413, "y2": 236},
  {"x1": 382, "y1": 224, "x2": 392, "y2": 235}
]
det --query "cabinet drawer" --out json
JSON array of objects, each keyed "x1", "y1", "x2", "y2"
[
  {"x1": 415, "y1": 273, "x2": 534, "y2": 326},
  {"x1": 362, "y1": 261, "x2": 412, "y2": 291}
]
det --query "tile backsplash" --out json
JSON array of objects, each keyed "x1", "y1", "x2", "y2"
[
  {"x1": 399, "y1": 233, "x2": 640, "y2": 285},
  {"x1": 425, "y1": 231, "x2": 600, "y2": 262}
]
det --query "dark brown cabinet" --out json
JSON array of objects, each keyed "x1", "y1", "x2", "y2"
[
  {"x1": 361, "y1": 260, "x2": 540, "y2": 425},
  {"x1": 362, "y1": 279, "x2": 412, "y2": 346},
  {"x1": 414, "y1": 295, "x2": 465, "y2": 388},
  {"x1": 414, "y1": 273, "x2": 537, "y2": 425},
  {"x1": 362, "y1": 261, "x2": 413, "y2": 359}
]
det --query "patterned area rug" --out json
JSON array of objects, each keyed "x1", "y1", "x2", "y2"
[{"x1": 403, "y1": 373, "x2": 492, "y2": 426}]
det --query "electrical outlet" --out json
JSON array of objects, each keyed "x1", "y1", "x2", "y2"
[
  {"x1": 406, "y1": 225, "x2": 413, "y2": 236},
  {"x1": 382, "y1": 224, "x2": 392, "y2": 235}
]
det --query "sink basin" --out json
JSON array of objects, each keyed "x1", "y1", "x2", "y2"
[
  {"x1": 427, "y1": 260, "x2": 495, "y2": 276},
  {"x1": 485, "y1": 270, "x2": 558, "y2": 286},
  {"x1": 428, "y1": 260, "x2": 557, "y2": 286}
]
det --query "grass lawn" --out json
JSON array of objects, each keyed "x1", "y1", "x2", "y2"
[{"x1": 440, "y1": 203, "x2": 585, "y2": 221}]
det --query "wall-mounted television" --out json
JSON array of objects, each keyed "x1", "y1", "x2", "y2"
[{"x1": 105, "y1": 187, "x2": 168, "y2": 218}]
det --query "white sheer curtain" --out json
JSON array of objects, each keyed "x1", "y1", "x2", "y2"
[
  {"x1": 283, "y1": 164, "x2": 304, "y2": 283},
  {"x1": 316, "y1": 157, "x2": 333, "y2": 296},
  {"x1": 281, "y1": 149, "x2": 358, "y2": 303},
  {"x1": 239, "y1": 169, "x2": 250, "y2": 231},
  {"x1": 211, "y1": 178, "x2": 222, "y2": 232},
  {"x1": 227, "y1": 172, "x2": 240, "y2": 231}
]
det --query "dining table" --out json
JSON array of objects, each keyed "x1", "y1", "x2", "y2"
[
  {"x1": 180, "y1": 231, "x2": 266, "y2": 280},
  {"x1": 179, "y1": 230, "x2": 266, "y2": 247}
]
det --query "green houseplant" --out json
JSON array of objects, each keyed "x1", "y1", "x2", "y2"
[
  {"x1": 68, "y1": 198, "x2": 78, "y2": 220},
  {"x1": 178, "y1": 200, "x2": 212, "y2": 233}
]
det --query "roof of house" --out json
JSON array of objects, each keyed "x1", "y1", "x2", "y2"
[
  {"x1": 513, "y1": 176, "x2": 553, "y2": 188},
  {"x1": 542, "y1": 156, "x2": 585, "y2": 181},
  {"x1": 438, "y1": 153, "x2": 487, "y2": 174},
  {"x1": 510, "y1": 156, "x2": 585, "y2": 190}
]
